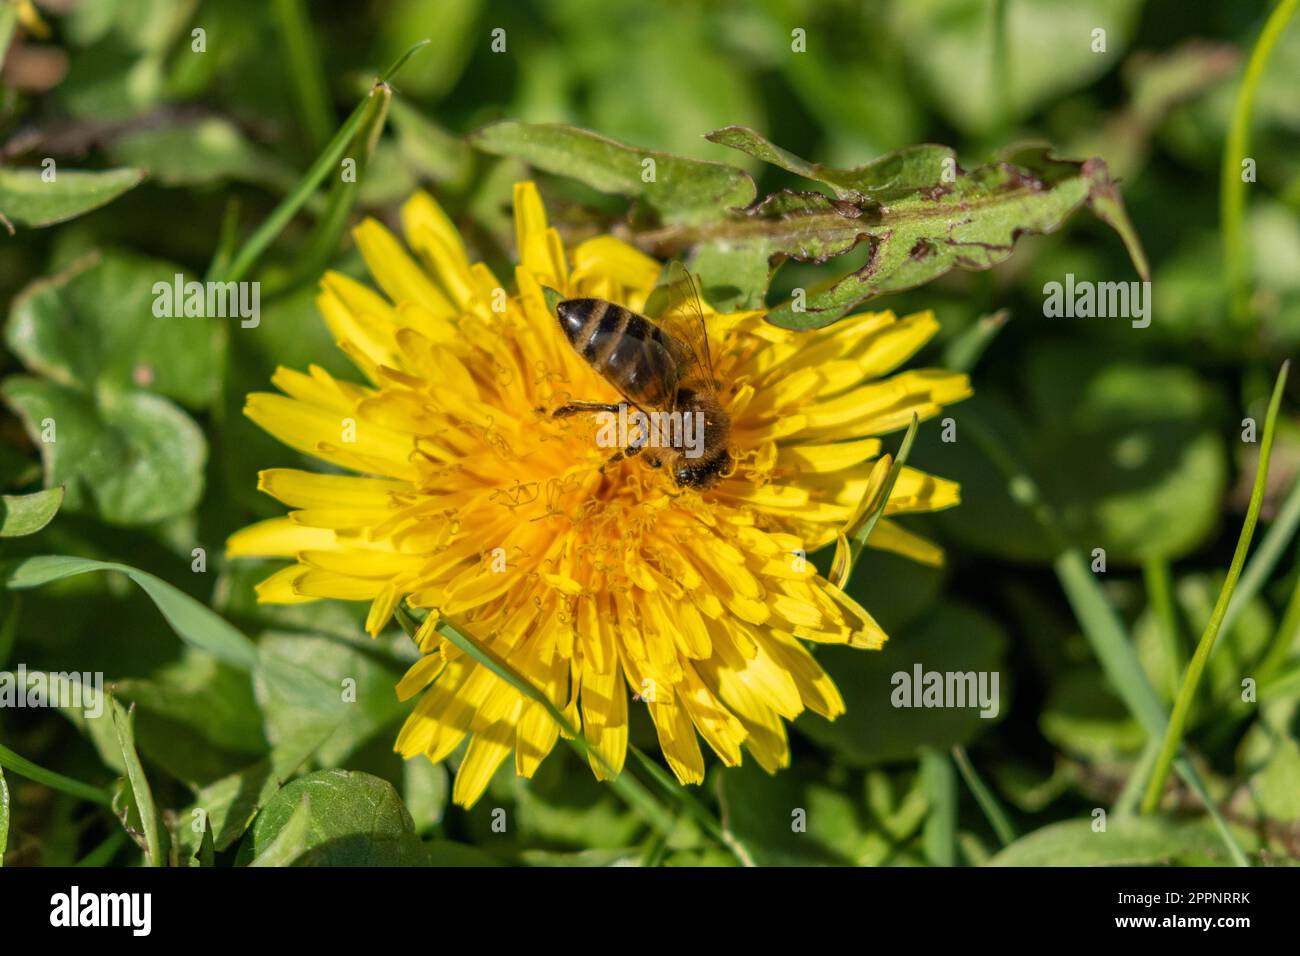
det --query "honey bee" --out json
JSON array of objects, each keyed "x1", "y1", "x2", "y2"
[{"x1": 551, "y1": 263, "x2": 732, "y2": 489}]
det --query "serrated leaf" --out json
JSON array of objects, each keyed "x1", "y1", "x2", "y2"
[
  {"x1": 235, "y1": 770, "x2": 427, "y2": 866},
  {"x1": 752, "y1": 142, "x2": 1145, "y2": 328},
  {"x1": 470, "y1": 121, "x2": 755, "y2": 225},
  {"x1": 0, "y1": 167, "x2": 144, "y2": 231},
  {"x1": 709, "y1": 128, "x2": 956, "y2": 202},
  {"x1": 0, "y1": 487, "x2": 63, "y2": 537},
  {"x1": 602, "y1": 129, "x2": 1148, "y2": 329}
]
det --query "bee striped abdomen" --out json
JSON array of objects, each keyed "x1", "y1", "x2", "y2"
[{"x1": 556, "y1": 298, "x2": 677, "y2": 407}]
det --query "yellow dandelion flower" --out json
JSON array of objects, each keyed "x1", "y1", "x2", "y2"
[{"x1": 227, "y1": 182, "x2": 971, "y2": 807}]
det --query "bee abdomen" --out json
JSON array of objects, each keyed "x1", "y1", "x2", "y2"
[{"x1": 556, "y1": 298, "x2": 676, "y2": 407}]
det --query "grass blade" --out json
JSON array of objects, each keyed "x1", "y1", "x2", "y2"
[
  {"x1": 74, "y1": 830, "x2": 128, "y2": 867},
  {"x1": 1256, "y1": 550, "x2": 1300, "y2": 681},
  {"x1": 0, "y1": 741, "x2": 111, "y2": 806},
  {"x1": 109, "y1": 697, "x2": 166, "y2": 866},
  {"x1": 963, "y1": 408, "x2": 1251, "y2": 865},
  {"x1": 1218, "y1": 470, "x2": 1300, "y2": 646},
  {"x1": 212, "y1": 39, "x2": 431, "y2": 284},
  {"x1": 951, "y1": 745, "x2": 1017, "y2": 847},
  {"x1": 627, "y1": 745, "x2": 754, "y2": 866},
  {"x1": 1142, "y1": 361, "x2": 1290, "y2": 813},
  {"x1": 1222, "y1": 0, "x2": 1300, "y2": 325},
  {"x1": 943, "y1": 309, "x2": 1009, "y2": 374},
  {"x1": 1142, "y1": 557, "x2": 1182, "y2": 698},
  {"x1": 272, "y1": 0, "x2": 334, "y2": 149},
  {"x1": 920, "y1": 747, "x2": 957, "y2": 866},
  {"x1": 273, "y1": 82, "x2": 392, "y2": 295},
  {"x1": 829, "y1": 413, "x2": 921, "y2": 587},
  {"x1": 2, "y1": 556, "x2": 257, "y2": 670}
]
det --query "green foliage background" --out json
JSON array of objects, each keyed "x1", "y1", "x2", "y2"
[{"x1": 0, "y1": 0, "x2": 1298, "y2": 867}]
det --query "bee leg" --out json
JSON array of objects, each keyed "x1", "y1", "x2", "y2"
[
  {"x1": 552, "y1": 401, "x2": 623, "y2": 418},
  {"x1": 603, "y1": 443, "x2": 645, "y2": 465}
]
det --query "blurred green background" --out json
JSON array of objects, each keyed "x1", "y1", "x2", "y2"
[{"x1": 0, "y1": 0, "x2": 1298, "y2": 866}]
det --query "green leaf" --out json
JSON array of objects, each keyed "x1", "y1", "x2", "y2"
[
  {"x1": 1041, "y1": 668, "x2": 1147, "y2": 760},
  {"x1": 116, "y1": 651, "x2": 269, "y2": 786},
  {"x1": 988, "y1": 817, "x2": 1256, "y2": 867},
  {"x1": 0, "y1": 4, "x2": 17, "y2": 74},
  {"x1": 109, "y1": 697, "x2": 167, "y2": 866},
  {"x1": 469, "y1": 121, "x2": 756, "y2": 226},
  {"x1": 389, "y1": 97, "x2": 473, "y2": 187},
  {"x1": 6, "y1": 250, "x2": 223, "y2": 409},
  {"x1": 402, "y1": 757, "x2": 448, "y2": 834},
  {"x1": 505, "y1": 754, "x2": 643, "y2": 851},
  {"x1": 373, "y1": 0, "x2": 480, "y2": 99},
  {"x1": 175, "y1": 724, "x2": 334, "y2": 856},
  {"x1": 696, "y1": 138, "x2": 1148, "y2": 329},
  {"x1": 708, "y1": 128, "x2": 956, "y2": 202},
  {"x1": 189, "y1": 813, "x2": 216, "y2": 868},
  {"x1": 0, "y1": 487, "x2": 63, "y2": 537},
  {"x1": 235, "y1": 769, "x2": 427, "y2": 866},
  {"x1": 920, "y1": 747, "x2": 957, "y2": 866},
  {"x1": 2, "y1": 377, "x2": 207, "y2": 525},
  {"x1": 107, "y1": 117, "x2": 300, "y2": 192},
  {"x1": 0, "y1": 167, "x2": 144, "y2": 231},
  {"x1": 795, "y1": 604, "x2": 1008, "y2": 764},
  {"x1": 247, "y1": 793, "x2": 314, "y2": 867},
  {"x1": 914, "y1": 347, "x2": 1227, "y2": 564},
  {"x1": 2, "y1": 555, "x2": 259, "y2": 671},
  {"x1": 425, "y1": 839, "x2": 504, "y2": 866},
  {"x1": 254, "y1": 631, "x2": 408, "y2": 767},
  {"x1": 956, "y1": 402, "x2": 1252, "y2": 865},
  {"x1": 890, "y1": 0, "x2": 1143, "y2": 137},
  {"x1": 716, "y1": 761, "x2": 894, "y2": 866}
]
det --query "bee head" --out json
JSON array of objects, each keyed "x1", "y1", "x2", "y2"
[{"x1": 671, "y1": 448, "x2": 732, "y2": 490}]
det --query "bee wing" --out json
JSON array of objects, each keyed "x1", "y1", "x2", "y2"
[{"x1": 643, "y1": 261, "x2": 719, "y2": 390}]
